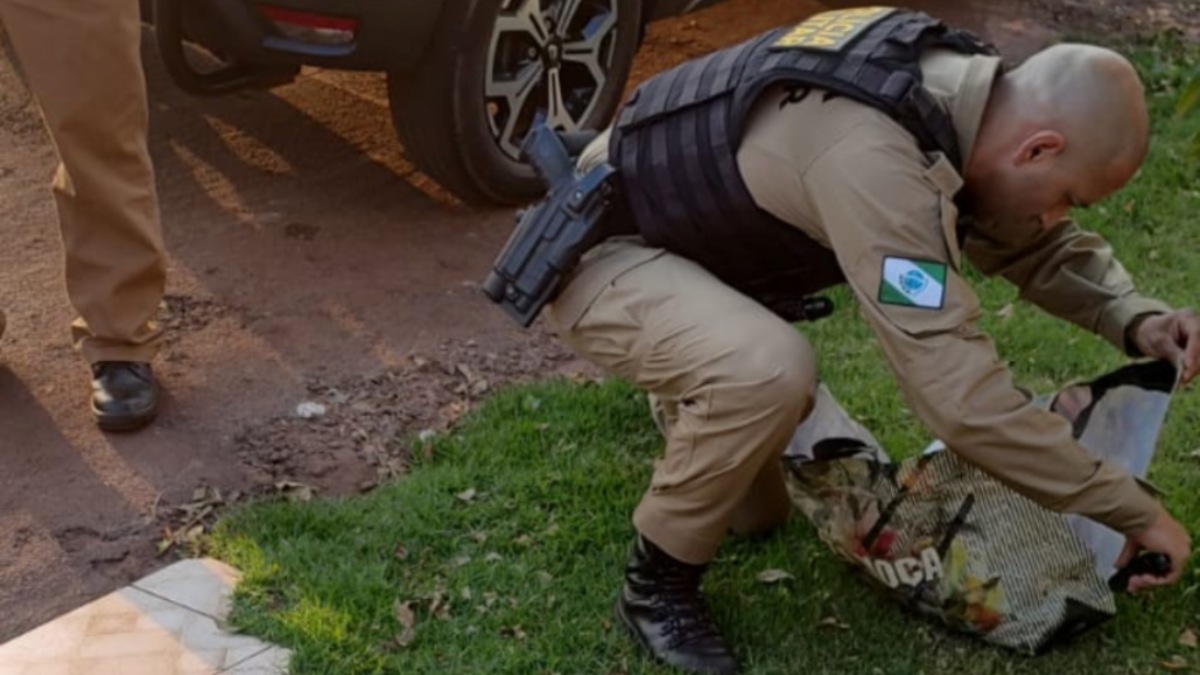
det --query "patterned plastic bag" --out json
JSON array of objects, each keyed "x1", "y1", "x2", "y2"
[{"x1": 782, "y1": 361, "x2": 1177, "y2": 654}]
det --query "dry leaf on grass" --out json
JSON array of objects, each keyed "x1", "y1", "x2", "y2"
[
  {"x1": 429, "y1": 591, "x2": 451, "y2": 620},
  {"x1": 455, "y1": 488, "x2": 478, "y2": 503},
  {"x1": 501, "y1": 625, "x2": 528, "y2": 640},
  {"x1": 819, "y1": 617, "x2": 851, "y2": 630},
  {"x1": 1181, "y1": 628, "x2": 1198, "y2": 649},
  {"x1": 392, "y1": 601, "x2": 416, "y2": 648},
  {"x1": 1161, "y1": 655, "x2": 1189, "y2": 671},
  {"x1": 756, "y1": 569, "x2": 794, "y2": 584}
]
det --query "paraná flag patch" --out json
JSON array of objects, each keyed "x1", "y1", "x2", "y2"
[{"x1": 879, "y1": 257, "x2": 947, "y2": 309}]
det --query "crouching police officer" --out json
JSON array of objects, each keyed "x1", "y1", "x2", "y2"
[{"x1": 485, "y1": 7, "x2": 1196, "y2": 673}]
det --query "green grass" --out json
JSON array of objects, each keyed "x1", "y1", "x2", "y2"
[{"x1": 208, "y1": 40, "x2": 1200, "y2": 674}]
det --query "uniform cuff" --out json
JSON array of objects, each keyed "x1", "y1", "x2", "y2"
[
  {"x1": 1091, "y1": 473, "x2": 1162, "y2": 535},
  {"x1": 1097, "y1": 296, "x2": 1172, "y2": 355}
]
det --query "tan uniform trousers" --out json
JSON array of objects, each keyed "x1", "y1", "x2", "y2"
[
  {"x1": 548, "y1": 241, "x2": 817, "y2": 565},
  {"x1": 2, "y1": 0, "x2": 166, "y2": 364}
]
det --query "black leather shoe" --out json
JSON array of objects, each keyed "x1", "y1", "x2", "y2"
[
  {"x1": 91, "y1": 361, "x2": 159, "y2": 432},
  {"x1": 615, "y1": 535, "x2": 738, "y2": 675}
]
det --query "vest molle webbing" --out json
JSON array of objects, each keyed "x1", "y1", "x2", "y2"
[{"x1": 608, "y1": 7, "x2": 994, "y2": 304}]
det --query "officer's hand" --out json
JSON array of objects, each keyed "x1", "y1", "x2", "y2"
[
  {"x1": 1117, "y1": 507, "x2": 1192, "y2": 592},
  {"x1": 1132, "y1": 309, "x2": 1200, "y2": 385}
]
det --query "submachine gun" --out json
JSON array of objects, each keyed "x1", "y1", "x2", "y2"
[{"x1": 481, "y1": 124, "x2": 620, "y2": 327}]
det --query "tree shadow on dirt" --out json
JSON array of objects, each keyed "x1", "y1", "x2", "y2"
[
  {"x1": 138, "y1": 29, "x2": 525, "y2": 360},
  {"x1": 0, "y1": 368, "x2": 171, "y2": 642}
]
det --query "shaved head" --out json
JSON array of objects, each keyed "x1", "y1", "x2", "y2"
[
  {"x1": 1007, "y1": 44, "x2": 1149, "y2": 173},
  {"x1": 964, "y1": 44, "x2": 1150, "y2": 227}
]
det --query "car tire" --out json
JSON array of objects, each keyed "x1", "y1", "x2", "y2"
[{"x1": 388, "y1": 0, "x2": 642, "y2": 205}]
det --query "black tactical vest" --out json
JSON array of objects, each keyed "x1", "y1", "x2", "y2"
[{"x1": 608, "y1": 7, "x2": 995, "y2": 303}]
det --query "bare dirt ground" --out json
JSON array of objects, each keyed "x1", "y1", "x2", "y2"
[{"x1": 1, "y1": 0, "x2": 1196, "y2": 643}]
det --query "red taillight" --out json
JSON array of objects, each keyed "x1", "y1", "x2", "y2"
[{"x1": 259, "y1": 5, "x2": 358, "y2": 45}]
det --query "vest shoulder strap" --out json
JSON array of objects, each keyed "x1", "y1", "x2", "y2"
[{"x1": 730, "y1": 8, "x2": 996, "y2": 170}]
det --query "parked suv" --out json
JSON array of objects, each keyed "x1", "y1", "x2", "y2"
[{"x1": 149, "y1": 0, "x2": 721, "y2": 205}]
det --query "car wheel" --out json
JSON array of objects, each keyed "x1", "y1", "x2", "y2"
[{"x1": 389, "y1": 0, "x2": 642, "y2": 205}]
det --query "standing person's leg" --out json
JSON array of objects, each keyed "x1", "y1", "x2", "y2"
[
  {"x1": 0, "y1": 0, "x2": 166, "y2": 430},
  {"x1": 549, "y1": 242, "x2": 817, "y2": 674}
]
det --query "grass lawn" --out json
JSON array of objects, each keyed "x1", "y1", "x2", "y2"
[{"x1": 207, "y1": 39, "x2": 1200, "y2": 674}]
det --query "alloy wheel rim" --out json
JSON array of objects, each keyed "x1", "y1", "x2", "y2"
[{"x1": 485, "y1": 0, "x2": 619, "y2": 160}]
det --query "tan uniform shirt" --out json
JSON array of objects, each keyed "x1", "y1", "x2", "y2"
[
  {"x1": 554, "y1": 48, "x2": 1166, "y2": 535},
  {"x1": 736, "y1": 48, "x2": 1167, "y2": 535}
]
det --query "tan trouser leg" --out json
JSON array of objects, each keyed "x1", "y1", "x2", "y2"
[
  {"x1": 0, "y1": 0, "x2": 165, "y2": 363},
  {"x1": 649, "y1": 394, "x2": 799, "y2": 539},
  {"x1": 551, "y1": 243, "x2": 816, "y2": 564}
]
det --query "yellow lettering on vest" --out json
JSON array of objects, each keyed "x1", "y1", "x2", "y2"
[
  {"x1": 771, "y1": 6, "x2": 897, "y2": 51},
  {"x1": 826, "y1": 20, "x2": 860, "y2": 34}
]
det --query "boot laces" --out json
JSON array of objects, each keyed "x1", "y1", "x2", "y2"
[{"x1": 653, "y1": 566, "x2": 721, "y2": 648}]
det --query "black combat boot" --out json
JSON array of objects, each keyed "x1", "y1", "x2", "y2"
[
  {"x1": 615, "y1": 535, "x2": 738, "y2": 675},
  {"x1": 91, "y1": 361, "x2": 160, "y2": 432}
]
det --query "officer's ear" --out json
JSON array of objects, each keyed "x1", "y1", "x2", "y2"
[{"x1": 1014, "y1": 130, "x2": 1066, "y2": 166}]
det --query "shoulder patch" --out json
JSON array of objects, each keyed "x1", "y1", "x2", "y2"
[
  {"x1": 771, "y1": 7, "x2": 897, "y2": 51},
  {"x1": 879, "y1": 256, "x2": 947, "y2": 310}
]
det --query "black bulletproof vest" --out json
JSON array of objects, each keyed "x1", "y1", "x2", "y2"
[{"x1": 608, "y1": 8, "x2": 995, "y2": 303}]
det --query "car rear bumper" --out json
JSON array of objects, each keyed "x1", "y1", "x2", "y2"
[{"x1": 190, "y1": 0, "x2": 444, "y2": 71}]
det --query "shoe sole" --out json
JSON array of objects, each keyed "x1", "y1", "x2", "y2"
[{"x1": 92, "y1": 403, "x2": 159, "y2": 433}]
